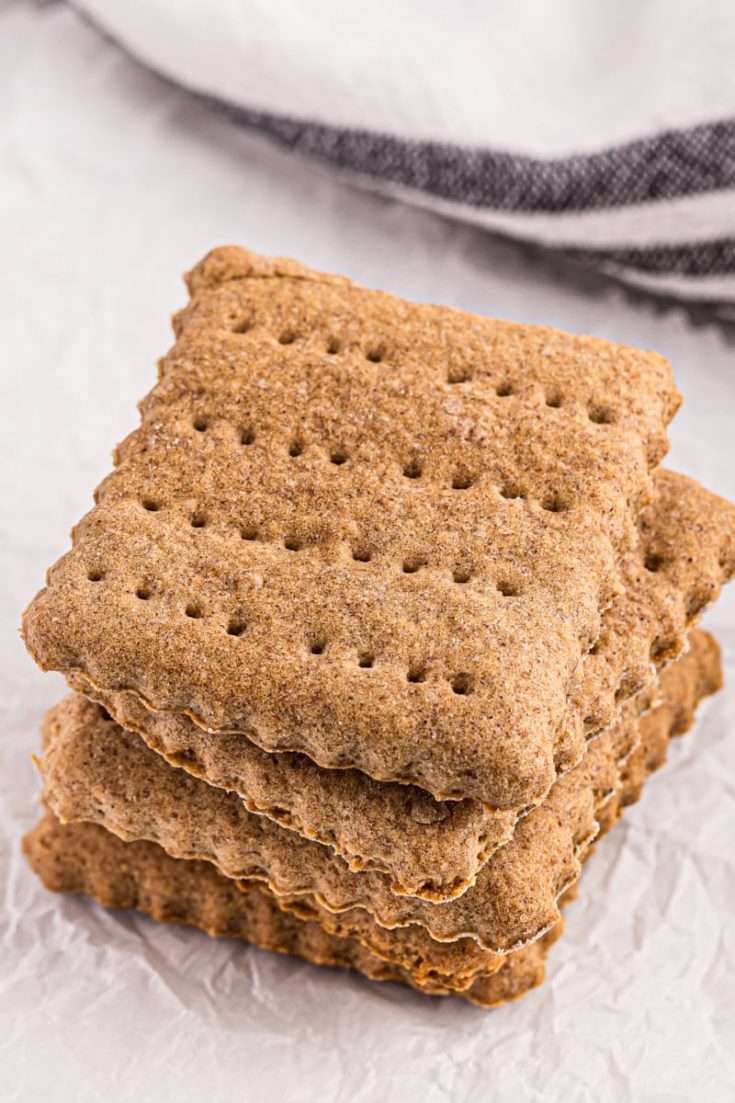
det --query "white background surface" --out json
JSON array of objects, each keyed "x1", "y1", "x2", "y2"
[{"x1": 1, "y1": 3, "x2": 734, "y2": 1101}]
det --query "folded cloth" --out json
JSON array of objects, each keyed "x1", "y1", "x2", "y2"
[{"x1": 73, "y1": 0, "x2": 735, "y2": 312}]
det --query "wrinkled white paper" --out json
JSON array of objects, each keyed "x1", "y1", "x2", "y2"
[{"x1": 1, "y1": 5, "x2": 734, "y2": 1101}]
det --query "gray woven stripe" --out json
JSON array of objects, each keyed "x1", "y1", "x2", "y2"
[
  {"x1": 564, "y1": 238, "x2": 735, "y2": 276},
  {"x1": 210, "y1": 97, "x2": 735, "y2": 214},
  {"x1": 69, "y1": 5, "x2": 735, "y2": 299}
]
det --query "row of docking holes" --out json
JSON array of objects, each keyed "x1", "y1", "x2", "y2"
[
  {"x1": 163, "y1": 416, "x2": 574, "y2": 509},
  {"x1": 84, "y1": 569, "x2": 474, "y2": 695},
  {"x1": 84, "y1": 528, "x2": 722, "y2": 694},
  {"x1": 88, "y1": 547, "x2": 521, "y2": 595},
  {"x1": 224, "y1": 319, "x2": 617, "y2": 424},
  {"x1": 83, "y1": 541, "x2": 730, "y2": 700},
  {"x1": 132, "y1": 497, "x2": 525, "y2": 592}
]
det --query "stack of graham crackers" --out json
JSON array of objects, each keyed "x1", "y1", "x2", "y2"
[{"x1": 21, "y1": 247, "x2": 735, "y2": 1008}]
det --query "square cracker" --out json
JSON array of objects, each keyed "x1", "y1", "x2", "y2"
[
  {"x1": 23, "y1": 245, "x2": 679, "y2": 807},
  {"x1": 37, "y1": 629, "x2": 720, "y2": 958},
  {"x1": 66, "y1": 469, "x2": 735, "y2": 900},
  {"x1": 25, "y1": 630, "x2": 717, "y2": 1008},
  {"x1": 23, "y1": 811, "x2": 561, "y2": 1009},
  {"x1": 274, "y1": 629, "x2": 720, "y2": 985}
]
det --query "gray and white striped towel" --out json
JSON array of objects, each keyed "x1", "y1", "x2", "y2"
[{"x1": 74, "y1": 0, "x2": 735, "y2": 313}]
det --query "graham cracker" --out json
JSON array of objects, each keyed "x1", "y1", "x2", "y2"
[
  {"x1": 22, "y1": 811, "x2": 562, "y2": 1008},
  {"x1": 275, "y1": 630, "x2": 720, "y2": 987},
  {"x1": 23, "y1": 245, "x2": 680, "y2": 808},
  {"x1": 22, "y1": 631, "x2": 717, "y2": 1007},
  {"x1": 37, "y1": 630, "x2": 719, "y2": 957},
  {"x1": 66, "y1": 469, "x2": 735, "y2": 900}
]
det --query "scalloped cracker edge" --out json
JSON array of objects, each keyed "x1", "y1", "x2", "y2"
[
  {"x1": 37, "y1": 630, "x2": 720, "y2": 957},
  {"x1": 23, "y1": 811, "x2": 562, "y2": 1009}
]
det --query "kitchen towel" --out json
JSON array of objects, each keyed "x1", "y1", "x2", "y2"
[{"x1": 72, "y1": 0, "x2": 735, "y2": 312}]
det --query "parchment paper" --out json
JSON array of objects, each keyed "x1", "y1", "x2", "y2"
[{"x1": 2, "y1": 4, "x2": 734, "y2": 1100}]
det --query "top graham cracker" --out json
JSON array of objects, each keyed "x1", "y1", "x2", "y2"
[{"x1": 22, "y1": 246, "x2": 679, "y2": 806}]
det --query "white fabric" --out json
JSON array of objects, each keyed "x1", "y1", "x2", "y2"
[
  {"x1": 2, "y1": 4, "x2": 735, "y2": 1102},
  {"x1": 69, "y1": 0, "x2": 735, "y2": 307},
  {"x1": 74, "y1": 0, "x2": 735, "y2": 155},
  {"x1": 339, "y1": 169, "x2": 735, "y2": 302},
  {"x1": 353, "y1": 182, "x2": 735, "y2": 251}
]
